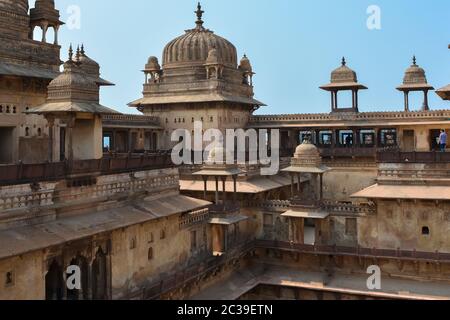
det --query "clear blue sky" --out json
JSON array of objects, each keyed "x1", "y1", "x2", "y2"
[{"x1": 31, "y1": 0, "x2": 450, "y2": 114}]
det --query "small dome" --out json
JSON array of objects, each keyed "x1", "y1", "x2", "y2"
[
  {"x1": 239, "y1": 54, "x2": 252, "y2": 72},
  {"x1": 78, "y1": 45, "x2": 100, "y2": 77},
  {"x1": 0, "y1": 0, "x2": 29, "y2": 15},
  {"x1": 206, "y1": 143, "x2": 233, "y2": 165},
  {"x1": 294, "y1": 140, "x2": 321, "y2": 159},
  {"x1": 145, "y1": 56, "x2": 161, "y2": 71},
  {"x1": 47, "y1": 46, "x2": 99, "y2": 102},
  {"x1": 403, "y1": 56, "x2": 428, "y2": 85},
  {"x1": 290, "y1": 139, "x2": 324, "y2": 168},
  {"x1": 331, "y1": 57, "x2": 358, "y2": 83}
]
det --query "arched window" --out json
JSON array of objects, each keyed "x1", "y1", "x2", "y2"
[
  {"x1": 25, "y1": 127, "x2": 30, "y2": 137},
  {"x1": 32, "y1": 26, "x2": 43, "y2": 42},
  {"x1": 148, "y1": 247, "x2": 154, "y2": 261},
  {"x1": 46, "y1": 27, "x2": 55, "y2": 44},
  {"x1": 37, "y1": 128, "x2": 42, "y2": 136}
]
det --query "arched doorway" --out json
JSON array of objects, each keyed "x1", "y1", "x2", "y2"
[
  {"x1": 66, "y1": 255, "x2": 89, "y2": 300},
  {"x1": 92, "y1": 248, "x2": 108, "y2": 300},
  {"x1": 45, "y1": 260, "x2": 64, "y2": 300}
]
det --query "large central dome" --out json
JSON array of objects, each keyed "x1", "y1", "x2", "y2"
[{"x1": 162, "y1": 3, "x2": 237, "y2": 68}]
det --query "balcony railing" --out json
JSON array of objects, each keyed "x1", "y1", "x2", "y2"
[
  {"x1": 209, "y1": 202, "x2": 241, "y2": 215},
  {"x1": 255, "y1": 240, "x2": 450, "y2": 263},
  {"x1": 0, "y1": 153, "x2": 174, "y2": 186},
  {"x1": 377, "y1": 151, "x2": 450, "y2": 163},
  {"x1": 320, "y1": 147, "x2": 377, "y2": 158}
]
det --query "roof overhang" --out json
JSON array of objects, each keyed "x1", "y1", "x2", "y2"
[
  {"x1": 26, "y1": 101, "x2": 120, "y2": 115},
  {"x1": 320, "y1": 83, "x2": 368, "y2": 91},
  {"x1": 282, "y1": 165, "x2": 331, "y2": 174},
  {"x1": 0, "y1": 62, "x2": 59, "y2": 80},
  {"x1": 209, "y1": 215, "x2": 248, "y2": 225},
  {"x1": 128, "y1": 94, "x2": 266, "y2": 107},
  {"x1": 436, "y1": 85, "x2": 450, "y2": 100},
  {"x1": 281, "y1": 209, "x2": 330, "y2": 219},
  {"x1": 180, "y1": 175, "x2": 297, "y2": 194},
  {"x1": 351, "y1": 184, "x2": 450, "y2": 201},
  {"x1": 396, "y1": 84, "x2": 435, "y2": 91}
]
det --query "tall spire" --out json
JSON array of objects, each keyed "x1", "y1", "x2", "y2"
[
  {"x1": 195, "y1": 2, "x2": 205, "y2": 29},
  {"x1": 68, "y1": 44, "x2": 73, "y2": 61}
]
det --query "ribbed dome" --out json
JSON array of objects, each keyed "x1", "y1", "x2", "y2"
[
  {"x1": 403, "y1": 57, "x2": 428, "y2": 85},
  {"x1": 239, "y1": 54, "x2": 252, "y2": 72},
  {"x1": 0, "y1": 0, "x2": 29, "y2": 15},
  {"x1": 162, "y1": 4, "x2": 237, "y2": 68},
  {"x1": 145, "y1": 56, "x2": 161, "y2": 71},
  {"x1": 291, "y1": 140, "x2": 324, "y2": 169},
  {"x1": 294, "y1": 140, "x2": 321, "y2": 159},
  {"x1": 331, "y1": 57, "x2": 358, "y2": 83},
  {"x1": 206, "y1": 144, "x2": 233, "y2": 165}
]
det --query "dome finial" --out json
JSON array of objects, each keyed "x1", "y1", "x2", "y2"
[
  {"x1": 76, "y1": 45, "x2": 81, "y2": 63},
  {"x1": 68, "y1": 44, "x2": 73, "y2": 61},
  {"x1": 195, "y1": 2, "x2": 205, "y2": 29},
  {"x1": 412, "y1": 55, "x2": 417, "y2": 65},
  {"x1": 81, "y1": 43, "x2": 85, "y2": 56},
  {"x1": 341, "y1": 57, "x2": 346, "y2": 66}
]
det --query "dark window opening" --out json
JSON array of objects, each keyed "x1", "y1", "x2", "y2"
[
  {"x1": 148, "y1": 247, "x2": 154, "y2": 261},
  {"x1": 5, "y1": 271, "x2": 13, "y2": 286},
  {"x1": 422, "y1": 226, "x2": 430, "y2": 236}
]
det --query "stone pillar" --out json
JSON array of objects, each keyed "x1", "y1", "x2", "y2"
[
  {"x1": 404, "y1": 91, "x2": 410, "y2": 112},
  {"x1": 221, "y1": 177, "x2": 227, "y2": 204},
  {"x1": 54, "y1": 25, "x2": 59, "y2": 45},
  {"x1": 423, "y1": 90, "x2": 430, "y2": 111},
  {"x1": 215, "y1": 176, "x2": 219, "y2": 204},
  {"x1": 232, "y1": 175, "x2": 237, "y2": 203},
  {"x1": 41, "y1": 22, "x2": 49, "y2": 43},
  {"x1": 202, "y1": 176, "x2": 208, "y2": 200},
  {"x1": 290, "y1": 173, "x2": 295, "y2": 198},
  {"x1": 46, "y1": 115, "x2": 55, "y2": 162},
  {"x1": 319, "y1": 173, "x2": 324, "y2": 201},
  {"x1": 66, "y1": 116, "x2": 75, "y2": 165}
]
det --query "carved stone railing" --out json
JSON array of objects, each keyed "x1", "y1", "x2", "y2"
[
  {"x1": 377, "y1": 151, "x2": 450, "y2": 163},
  {"x1": 102, "y1": 114, "x2": 161, "y2": 126},
  {"x1": 378, "y1": 168, "x2": 450, "y2": 179},
  {"x1": 209, "y1": 203, "x2": 240, "y2": 215},
  {"x1": 255, "y1": 240, "x2": 450, "y2": 263},
  {"x1": 246, "y1": 200, "x2": 376, "y2": 216},
  {"x1": 0, "y1": 173, "x2": 179, "y2": 213},
  {"x1": 0, "y1": 153, "x2": 174, "y2": 186},
  {"x1": 0, "y1": 189, "x2": 54, "y2": 211},
  {"x1": 179, "y1": 208, "x2": 210, "y2": 229},
  {"x1": 322, "y1": 200, "x2": 376, "y2": 216},
  {"x1": 249, "y1": 110, "x2": 450, "y2": 125}
]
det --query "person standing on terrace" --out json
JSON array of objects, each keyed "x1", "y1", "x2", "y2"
[{"x1": 439, "y1": 129, "x2": 448, "y2": 152}]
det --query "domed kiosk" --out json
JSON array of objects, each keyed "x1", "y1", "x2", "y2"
[
  {"x1": 320, "y1": 58, "x2": 367, "y2": 113},
  {"x1": 397, "y1": 56, "x2": 434, "y2": 111},
  {"x1": 281, "y1": 140, "x2": 332, "y2": 245}
]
